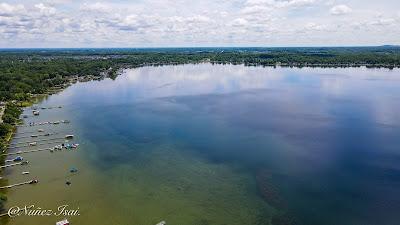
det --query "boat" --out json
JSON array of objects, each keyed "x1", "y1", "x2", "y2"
[
  {"x1": 65, "y1": 135, "x2": 74, "y2": 139},
  {"x1": 32, "y1": 110, "x2": 40, "y2": 116},
  {"x1": 31, "y1": 134, "x2": 38, "y2": 138},
  {"x1": 29, "y1": 142, "x2": 37, "y2": 146},
  {"x1": 23, "y1": 115, "x2": 28, "y2": 118},
  {"x1": 71, "y1": 143, "x2": 79, "y2": 148},
  {"x1": 22, "y1": 171, "x2": 30, "y2": 175},
  {"x1": 53, "y1": 121, "x2": 60, "y2": 124},
  {"x1": 13, "y1": 156, "x2": 23, "y2": 162},
  {"x1": 38, "y1": 129, "x2": 44, "y2": 132},
  {"x1": 62, "y1": 120, "x2": 70, "y2": 124},
  {"x1": 29, "y1": 179, "x2": 39, "y2": 184},
  {"x1": 56, "y1": 219, "x2": 70, "y2": 225}
]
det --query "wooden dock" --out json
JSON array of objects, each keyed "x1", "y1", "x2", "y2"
[
  {"x1": 0, "y1": 180, "x2": 37, "y2": 189},
  {"x1": 2, "y1": 147, "x2": 52, "y2": 156},
  {"x1": 12, "y1": 133, "x2": 58, "y2": 140},
  {"x1": 0, "y1": 162, "x2": 26, "y2": 169},
  {"x1": 8, "y1": 136, "x2": 65, "y2": 146},
  {"x1": 7, "y1": 138, "x2": 65, "y2": 149},
  {"x1": 17, "y1": 120, "x2": 70, "y2": 128}
]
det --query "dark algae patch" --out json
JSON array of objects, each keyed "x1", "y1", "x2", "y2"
[{"x1": 256, "y1": 169, "x2": 298, "y2": 225}]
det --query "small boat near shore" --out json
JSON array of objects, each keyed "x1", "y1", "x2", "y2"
[
  {"x1": 65, "y1": 135, "x2": 74, "y2": 139},
  {"x1": 56, "y1": 218, "x2": 70, "y2": 225}
]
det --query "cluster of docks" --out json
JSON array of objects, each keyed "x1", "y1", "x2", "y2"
[{"x1": 0, "y1": 105, "x2": 79, "y2": 190}]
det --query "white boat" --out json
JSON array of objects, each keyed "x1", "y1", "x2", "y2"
[
  {"x1": 65, "y1": 135, "x2": 74, "y2": 139},
  {"x1": 22, "y1": 171, "x2": 30, "y2": 175},
  {"x1": 29, "y1": 142, "x2": 37, "y2": 146},
  {"x1": 56, "y1": 219, "x2": 69, "y2": 225}
]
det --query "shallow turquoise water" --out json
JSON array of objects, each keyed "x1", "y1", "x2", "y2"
[{"x1": 5, "y1": 64, "x2": 400, "y2": 225}]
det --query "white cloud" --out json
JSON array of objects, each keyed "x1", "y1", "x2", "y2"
[
  {"x1": 245, "y1": 0, "x2": 316, "y2": 8},
  {"x1": 80, "y1": 2, "x2": 109, "y2": 13},
  {"x1": 330, "y1": 4, "x2": 352, "y2": 15},
  {"x1": 304, "y1": 22, "x2": 327, "y2": 31},
  {"x1": 34, "y1": 3, "x2": 57, "y2": 16},
  {"x1": 369, "y1": 18, "x2": 396, "y2": 26},
  {"x1": 231, "y1": 18, "x2": 249, "y2": 27},
  {"x1": 0, "y1": 3, "x2": 26, "y2": 17},
  {"x1": 0, "y1": 0, "x2": 399, "y2": 47}
]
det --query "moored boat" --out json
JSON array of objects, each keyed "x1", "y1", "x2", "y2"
[
  {"x1": 56, "y1": 219, "x2": 69, "y2": 225},
  {"x1": 65, "y1": 134, "x2": 74, "y2": 139}
]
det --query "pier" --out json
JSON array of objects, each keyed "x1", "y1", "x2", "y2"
[
  {"x1": 7, "y1": 137, "x2": 66, "y2": 149},
  {"x1": 12, "y1": 133, "x2": 58, "y2": 140},
  {"x1": 0, "y1": 180, "x2": 38, "y2": 189},
  {"x1": 16, "y1": 120, "x2": 70, "y2": 128},
  {"x1": 0, "y1": 161, "x2": 27, "y2": 169},
  {"x1": 1, "y1": 147, "x2": 53, "y2": 156}
]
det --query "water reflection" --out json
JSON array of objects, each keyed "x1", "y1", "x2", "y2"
[{"x1": 43, "y1": 64, "x2": 400, "y2": 225}]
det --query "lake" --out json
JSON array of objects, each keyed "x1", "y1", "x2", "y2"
[{"x1": 4, "y1": 64, "x2": 400, "y2": 225}]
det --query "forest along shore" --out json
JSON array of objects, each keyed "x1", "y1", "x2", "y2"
[{"x1": 0, "y1": 103, "x2": 23, "y2": 219}]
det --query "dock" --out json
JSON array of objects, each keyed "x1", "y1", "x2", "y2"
[
  {"x1": 0, "y1": 180, "x2": 38, "y2": 189},
  {"x1": 0, "y1": 161, "x2": 27, "y2": 169},
  {"x1": 16, "y1": 120, "x2": 70, "y2": 128},
  {"x1": 12, "y1": 133, "x2": 58, "y2": 140},
  {"x1": 7, "y1": 138, "x2": 65, "y2": 149},
  {"x1": 1, "y1": 147, "x2": 53, "y2": 156}
]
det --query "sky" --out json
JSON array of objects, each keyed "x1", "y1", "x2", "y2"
[{"x1": 0, "y1": 0, "x2": 399, "y2": 48}]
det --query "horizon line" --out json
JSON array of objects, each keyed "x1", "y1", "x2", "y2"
[{"x1": 0, "y1": 45, "x2": 399, "y2": 50}]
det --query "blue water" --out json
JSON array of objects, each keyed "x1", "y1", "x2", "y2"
[{"x1": 8, "y1": 64, "x2": 400, "y2": 225}]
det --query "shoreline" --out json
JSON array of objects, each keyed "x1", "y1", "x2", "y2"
[{"x1": 0, "y1": 104, "x2": 23, "y2": 224}]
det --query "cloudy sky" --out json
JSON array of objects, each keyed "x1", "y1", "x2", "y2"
[{"x1": 0, "y1": 0, "x2": 399, "y2": 47}]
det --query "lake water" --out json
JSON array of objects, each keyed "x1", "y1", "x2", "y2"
[{"x1": 4, "y1": 64, "x2": 400, "y2": 225}]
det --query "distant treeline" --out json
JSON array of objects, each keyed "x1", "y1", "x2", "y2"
[{"x1": 1, "y1": 46, "x2": 400, "y2": 101}]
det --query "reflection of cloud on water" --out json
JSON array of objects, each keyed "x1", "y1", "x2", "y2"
[{"x1": 120, "y1": 64, "x2": 285, "y2": 100}]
